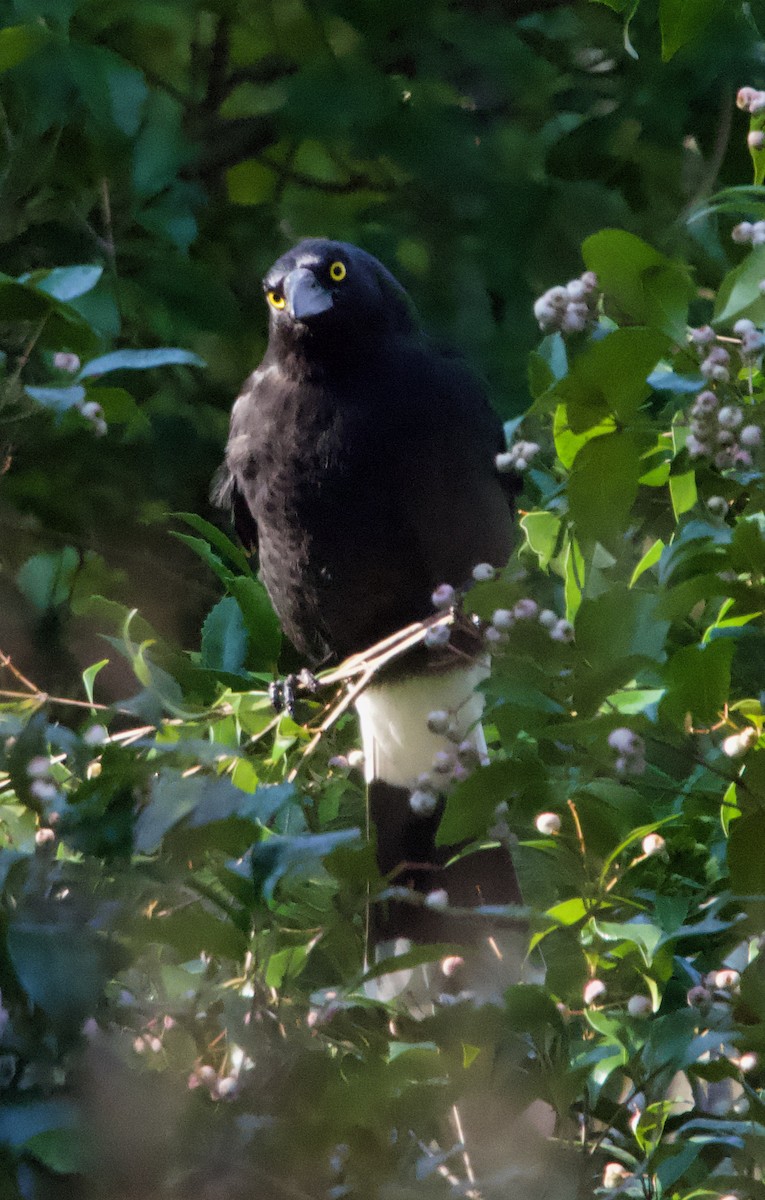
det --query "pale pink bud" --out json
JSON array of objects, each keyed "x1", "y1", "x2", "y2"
[
  {"x1": 741, "y1": 424, "x2": 762, "y2": 447},
  {"x1": 603, "y1": 1163, "x2": 630, "y2": 1189},
  {"x1": 441, "y1": 955, "x2": 464, "y2": 977},
  {"x1": 426, "y1": 709, "x2": 450, "y2": 734},
  {"x1": 687, "y1": 985, "x2": 711, "y2": 1007},
  {"x1": 491, "y1": 608, "x2": 514, "y2": 630},
  {"x1": 425, "y1": 888, "x2": 449, "y2": 909},
  {"x1": 535, "y1": 811, "x2": 561, "y2": 836},
  {"x1": 690, "y1": 325, "x2": 715, "y2": 346},
  {"x1": 583, "y1": 979, "x2": 606, "y2": 1005},
  {"x1": 472, "y1": 562, "x2": 496, "y2": 582},
  {"x1": 83, "y1": 724, "x2": 107, "y2": 746},
  {"x1": 513, "y1": 598, "x2": 538, "y2": 620},
  {"x1": 718, "y1": 405, "x2": 743, "y2": 428},
  {"x1": 431, "y1": 583, "x2": 456, "y2": 610},
  {"x1": 53, "y1": 351, "x2": 80, "y2": 373},
  {"x1": 30, "y1": 780, "x2": 59, "y2": 804},
  {"x1": 641, "y1": 833, "x2": 666, "y2": 857},
  {"x1": 749, "y1": 131, "x2": 765, "y2": 151},
  {"x1": 627, "y1": 994, "x2": 652, "y2": 1017},
  {"x1": 737, "y1": 86, "x2": 758, "y2": 110},
  {"x1": 710, "y1": 968, "x2": 740, "y2": 990},
  {"x1": 731, "y1": 221, "x2": 754, "y2": 243},
  {"x1": 550, "y1": 619, "x2": 574, "y2": 643},
  {"x1": 608, "y1": 727, "x2": 640, "y2": 755},
  {"x1": 26, "y1": 756, "x2": 51, "y2": 778},
  {"x1": 409, "y1": 789, "x2": 437, "y2": 818}
]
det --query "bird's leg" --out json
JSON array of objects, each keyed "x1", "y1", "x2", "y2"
[{"x1": 268, "y1": 668, "x2": 319, "y2": 719}]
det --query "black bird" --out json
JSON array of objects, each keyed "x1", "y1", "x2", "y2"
[{"x1": 215, "y1": 239, "x2": 523, "y2": 999}]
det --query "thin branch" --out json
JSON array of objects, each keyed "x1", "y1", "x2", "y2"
[
  {"x1": 286, "y1": 611, "x2": 466, "y2": 780},
  {"x1": 681, "y1": 84, "x2": 734, "y2": 221},
  {"x1": 8, "y1": 314, "x2": 50, "y2": 388},
  {"x1": 0, "y1": 650, "x2": 40, "y2": 694}
]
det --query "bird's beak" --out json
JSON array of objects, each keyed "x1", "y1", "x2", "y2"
[{"x1": 283, "y1": 267, "x2": 333, "y2": 321}]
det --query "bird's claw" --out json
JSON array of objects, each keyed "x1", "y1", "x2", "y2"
[{"x1": 269, "y1": 669, "x2": 319, "y2": 719}]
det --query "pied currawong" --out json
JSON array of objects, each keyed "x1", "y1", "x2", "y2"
[{"x1": 214, "y1": 239, "x2": 525, "y2": 1004}]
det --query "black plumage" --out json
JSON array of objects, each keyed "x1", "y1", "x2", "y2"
[{"x1": 215, "y1": 239, "x2": 522, "y2": 989}]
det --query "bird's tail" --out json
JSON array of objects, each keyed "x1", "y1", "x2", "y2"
[{"x1": 355, "y1": 663, "x2": 526, "y2": 1008}]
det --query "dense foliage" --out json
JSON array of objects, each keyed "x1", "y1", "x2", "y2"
[{"x1": 2, "y1": 1, "x2": 765, "y2": 1196}]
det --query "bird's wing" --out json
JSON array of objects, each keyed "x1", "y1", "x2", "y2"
[{"x1": 211, "y1": 374, "x2": 262, "y2": 553}]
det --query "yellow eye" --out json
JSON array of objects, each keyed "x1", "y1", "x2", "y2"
[
  {"x1": 267, "y1": 289, "x2": 286, "y2": 310},
  {"x1": 329, "y1": 260, "x2": 347, "y2": 282}
]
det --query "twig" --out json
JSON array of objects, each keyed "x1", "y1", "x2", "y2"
[
  {"x1": 0, "y1": 650, "x2": 40, "y2": 694},
  {"x1": 0, "y1": 687, "x2": 133, "y2": 714},
  {"x1": 8, "y1": 314, "x2": 50, "y2": 388},
  {"x1": 99, "y1": 178, "x2": 116, "y2": 268},
  {"x1": 452, "y1": 1103, "x2": 481, "y2": 1198},
  {"x1": 286, "y1": 611, "x2": 468, "y2": 780}
]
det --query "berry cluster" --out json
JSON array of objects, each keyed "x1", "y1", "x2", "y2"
[
  {"x1": 731, "y1": 220, "x2": 765, "y2": 245},
  {"x1": 737, "y1": 86, "x2": 765, "y2": 115},
  {"x1": 495, "y1": 439, "x2": 541, "y2": 473},
  {"x1": 484, "y1": 599, "x2": 574, "y2": 651},
  {"x1": 686, "y1": 390, "x2": 759, "y2": 470},
  {"x1": 408, "y1": 716, "x2": 484, "y2": 817},
  {"x1": 607, "y1": 727, "x2": 646, "y2": 775},
  {"x1": 532, "y1": 271, "x2": 599, "y2": 335}
]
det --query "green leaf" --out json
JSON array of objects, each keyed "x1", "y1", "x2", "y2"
[
  {"x1": 520, "y1": 510, "x2": 561, "y2": 571},
  {"x1": 582, "y1": 230, "x2": 693, "y2": 333},
  {"x1": 553, "y1": 404, "x2": 616, "y2": 470},
  {"x1": 24, "y1": 385, "x2": 85, "y2": 412},
  {"x1": 568, "y1": 432, "x2": 642, "y2": 546},
  {"x1": 437, "y1": 760, "x2": 516, "y2": 845},
  {"x1": 78, "y1": 348, "x2": 205, "y2": 379},
  {"x1": 660, "y1": 0, "x2": 717, "y2": 61},
  {"x1": 630, "y1": 538, "x2": 665, "y2": 586},
  {"x1": 200, "y1": 597, "x2": 248, "y2": 674},
  {"x1": 659, "y1": 639, "x2": 734, "y2": 729},
  {"x1": 33, "y1": 265, "x2": 103, "y2": 301},
  {"x1": 226, "y1": 159, "x2": 279, "y2": 206},
  {"x1": 67, "y1": 42, "x2": 148, "y2": 137},
  {"x1": 0, "y1": 23, "x2": 49, "y2": 71},
  {"x1": 82, "y1": 658, "x2": 109, "y2": 706},
  {"x1": 251, "y1": 829, "x2": 361, "y2": 901},
  {"x1": 593, "y1": 919, "x2": 663, "y2": 965},
  {"x1": 24, "y1": 1128, "x2": 87, "y2": 1174},
  {"x1": 7, "y1": 922, "x2": 111, "y2": 1029},
  {"x1": 173, "y1": 512, "x2": 253, "y2": 576},
  {"x1": 728, "y1": 811, "x2": 765, "y2": 896},
  {"x1": 576, "y1": 586, "x2": 670, "y2": 666},
  {"x1": 669, "y1": 468, "x2": 697, "y2": 520},
  {"x1": 226, "y1": 576, "x2": 282, "y2": 670},
  {"x1": 714, "y1": 246, "x2": 765, "y2": 327},
  {"x1": 554, "y1": 328, "x2": 668, "y2": 432},
  {"x1": 16, "y1": 546, "x2": 79, "y2": 612}
]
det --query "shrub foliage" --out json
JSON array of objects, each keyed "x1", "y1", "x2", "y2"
[{"x1": 2, "y1": 1, "x2": 765, "y2": 1197}]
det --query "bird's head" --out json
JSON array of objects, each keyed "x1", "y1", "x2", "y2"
[{"x1": 262, "y1": 239, "x2": 418, "y2": 357}]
